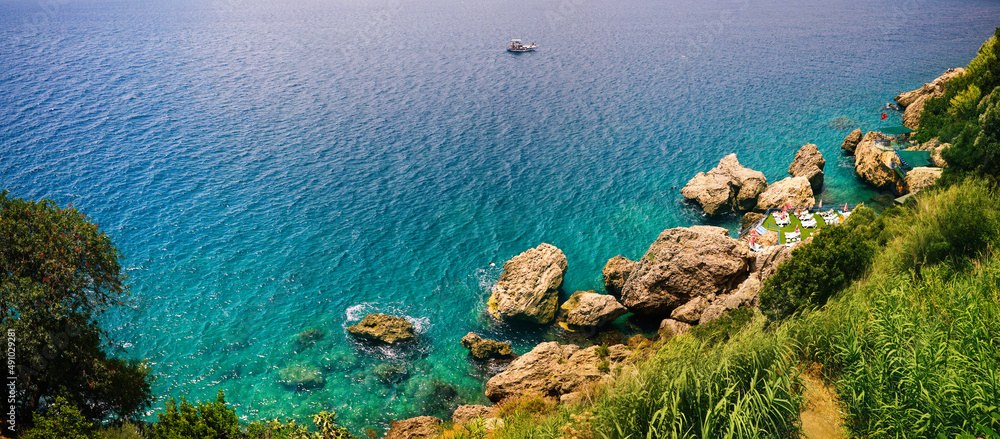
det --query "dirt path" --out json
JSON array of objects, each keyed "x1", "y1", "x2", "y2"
[{"x1": 799, "y1": 363, "x2": 847, "y2": 439}]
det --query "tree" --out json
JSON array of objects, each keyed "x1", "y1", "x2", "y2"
[{"x1": 0, "y1": 191, "x2": 152, "y2": 427}]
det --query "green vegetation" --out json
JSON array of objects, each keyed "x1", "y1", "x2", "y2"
[
  {"x1": 0, "y1": 191, "x2": 153, "y2": 428},
  {"x1": 916, "y1": 28, "x2": 1000, "y2": 181}
]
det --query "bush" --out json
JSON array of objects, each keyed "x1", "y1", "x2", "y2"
[
  {"x1": 21, "y1": 397, "x2": 94, "y2": 439},
  {"x1": 759, "y1": 207, "x2": 882, "y2": 321},
  {"x1": 147, "y1": 390, "x2": 242, "y2": 439}
]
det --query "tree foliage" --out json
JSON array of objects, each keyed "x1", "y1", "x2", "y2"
[{"x1": 0, "y1": 191, "x2": 152, "y2": 425}]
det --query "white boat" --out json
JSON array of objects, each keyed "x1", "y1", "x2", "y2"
[{"x1": 507, "y1": 39, "x2": 537, "y2": 52}]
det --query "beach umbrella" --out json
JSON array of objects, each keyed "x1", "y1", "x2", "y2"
[{"x1": 818, "y1": 200, "x2": 822, "y2": 208}]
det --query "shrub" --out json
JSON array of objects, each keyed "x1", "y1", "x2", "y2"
[
  {"x1": 147, "y1": 390, "x2": 242, "y2": 439},
  {"x1": 22, "y1": 397, "x2": 94, "y2": 439},
  {"x1": 759, "y1": 207, "x2": 881, "y2": 321}
]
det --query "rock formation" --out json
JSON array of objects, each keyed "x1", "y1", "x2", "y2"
[
  {"x1": 681, "y1": 154, "x2": 768, "y2": 215},
  {"x1": 853, "y1": 132, "x2": 897, "y2": 189},
  {"x1": 386, "y1": 416, "x2": 441, "y2": 439},
  {"x1": 755, "y1": 177, "x2": 815, "y2": 211},
  {"x1": 657, "y1": 319, "x2": 691, "y2": 340},
  {"x1": 484, "y1": 342, "x2": 630, "y2": 402},
  {"x1": 669, "y1": 296, "x2": 709, "y2": 324},
  {"x1": 602, "y1": 255, "x2": 637, "y2": 298},
  {"x1": 788, "y1": 143, "x2": 826, "y2": 193},
  {"x1": 895, "y1": 68, "x2": 966, "y2": 129},
  {"x1": 461, "y1": 333, "x2": 514, "y2": 360},
  {"x1": 740, "y1": 212, "x2": 764, "y2": 235},
  {"x1": 452, "y1": 405, "x2": 495, "y2": 424},
  {"x1": 752, "y1": 244, "x2": 792, "y2": 282},
  {"x1": 560, "y1": 290, "x2": 627, "y2": 330},
  {"x1": 619, "y1": 226, "x2": 752, "y2": 317},
  {"x1": 347, "y1": 314, "x2": 416, "y2": 344},
  {"x1": 903, "y1": 167, "x2": 943, "y2": 194},
  {"x1": 488, "y1": 243, "x2": 567, "y2": 324},
  {"x1": 841, "y1": 129, "x2": 863, "y2": 154}
]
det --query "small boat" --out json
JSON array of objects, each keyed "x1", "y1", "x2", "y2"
[{"x1": 506, "y1": 39, "x2": 537, "y2": 52}]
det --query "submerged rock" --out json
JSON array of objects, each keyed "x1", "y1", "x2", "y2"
[
  {"x1": 277, "y1": 363, "x2": 325, "y2": 390},
  {"x1": 347, "y1": 313, "x2": 416, "y2": 344},
  {"x1": 461, "y1": 333, "x2": 514, "y2": 360},
  {"x1": 755, "y1": 177, "x2": 815, "y2": 211},
  {"x1": 620, "y1": 226, "x2": 752, "y2": 317},
  {"x1": 561, "y1": 290, "x2": 627, "y2": 330},
  {"x1": 484, "y1": 342, "x2": 630, "y2": 402},
  {"x1": 488, "y1": 243, "x2": 567, "y2": 325},
  {"x1": 602, "y1": 255, "x2": 637, "y2": 299},
  {"x1": 386, "y1": 416, "x2": 441, "y2": 439},
  {"x1": 788, "y1": 143, "x2": 826, "y2": 193},
  {"x1": 681, "y1": 154, "x2": 768, "y2": 215}
]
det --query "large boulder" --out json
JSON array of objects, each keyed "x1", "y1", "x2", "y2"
[
  {"x1": 854, "y1": 132, "x2": 897, "y2": 189},
  {"x1": 752, "y1": 244, "x2": 792, "y2": 282},
  {"x1": 921, "y1": 139, "x2": 950, "y2": 168},
  {"x1": 895, "y1": 68, "x2": 965, "y2": 129},
  {"x1": 788, "y1": 143, "x2": 826, "y2": 193},
  {"x1": 386, "y1": 416, "x2": 441, "y2": 439},
  {"x1": 484, "y1": 342, "x2": 630, "y2": 402},
  {"x1": 347, "y1": 314, "x2": 416, "y2": 344},
  {"x1": 602, "y1": 255, "x2": 637, "y2": 298},
  {"x1": 620, "y1": 226, "x2": 752, "y2": 317},
  {"x1": 488, "y1": 243, "x2": 567, "y2": 324},
  {"x1": 561, "y1": 290, "x2": 627, "y2": 330},
  {"x1": 681, "y1": 154, "x2": 768, "y2": 215},
  {"x1": 669, "y1": 296, "x2": 709, "y2": 324},
  {"x1": 452, "y1": 405, "x2": 494, "y2": 424},
  {"x1": 657, "y1": 318, "x2": 692, "y2": 340},
  {"x1": 461, "y1": 333, "x2": 514, "y2": 360},
  {"x1": 755, "y1": 177, "x2": 815, "y2": 211},
  {"x1": 841, "y1": 129, "x2": 863, "y2": 154},
  {"x1": 903, "y1": 167, "x2": 943, "y2": 194},
  {"x1": 740, "y1": 212, "x2": 765, "y2": 235}
]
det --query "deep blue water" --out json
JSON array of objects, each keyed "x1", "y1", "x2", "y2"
[{"x1": 2, "y1": 0, "x2": 998, "y2": 431}]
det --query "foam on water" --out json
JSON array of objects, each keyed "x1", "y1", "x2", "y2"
[{"x1": 2, "y1": 0, "x2": 999, "y2": 432}]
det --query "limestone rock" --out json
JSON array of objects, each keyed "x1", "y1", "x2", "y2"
[
  {"x1": 854, "y1": 132, "x2": 897, "y2": 189},
  {"x1": 788, "y1": 143, "x2": 826, "y2": 193},
  {"x1": 756, "y1": 230, "x2": 780, "y2": 247},
  {"x1": 488, "y1": 243, "x2": 567, "y2": 324},
  {"x1": 347, "y1": 314, "x2": 416, "y2": 344},
  {"x1": 561, "y1": 290, "x2": 627, "y2": 329},
  {"x1": 602, "y1": 255, "x2": 637, "y2": 298},
  {"x1": 733, "y1": 273, "x2": 761, "y2": 303},
  {"x1": 752, "y1": 244, "x2": 792, "y2": 282},
  {"x1": 930, "y1": 141, "x2": 950, "y2": 168},
  {"x1": 620, "y1": 226, "x2": 752, "y2": 317},
  {"x1": 903, "y1": 167, "x2": 943, "y2": 194},
  {"x1": 452, "y1": 405, "x2": 495, "y2": 424},
  {"x1": 658, "y1": 318, "x2": 691, "y2": 340},
  {"x1": 386, "y1": 416, "x2": 441, "y2": 439},
  {"x1": 895, "y1": 68, "x2": 966, "y2": 129},
  {"x1": 741, "y1": 212, "x2": 764, "y2": 235},
  {"x1": 277, "y1": 363, "x2": 325, "y2": 390},
  {"x1": 681, "y1": 154, "x2": 768, "y2": 215},
  {"x1": 697, "y1": 303, "x2": 727, "y2": 325},
  {"x1": 461, "y1": 333, "x2": 514, "y2": 360},
  {"x1": 484, "y1": 342, "x2": 630, "y2": 402},
  {"x1": 841, "y1": 129, "x2": 863, "y2": 154},
  {"x1": 755, "y1": 177, "x2": 815, "y2": 211},
  {"x1": 895, "y1": 68, "x2": 966, "y2": 107},
  {"x1": 670, "y1": 296, "x2": 709, "y2": 324}
]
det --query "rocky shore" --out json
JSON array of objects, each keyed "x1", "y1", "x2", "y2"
[{"x1": 369, "y1": 67, "x2": 965, "y2": 439}]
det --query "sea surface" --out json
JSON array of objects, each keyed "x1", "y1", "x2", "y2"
[{"x1": 1, "y1": 0, "x2": 998, "y2": 431}]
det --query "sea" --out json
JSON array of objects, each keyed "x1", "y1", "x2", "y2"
[{"x1": 1, "y1": 0, "x2": 998, "y2": 432}]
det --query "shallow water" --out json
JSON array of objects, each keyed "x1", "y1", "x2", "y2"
[{"x1": 1, "y1": 0, "x2": 998, "y2": 431}]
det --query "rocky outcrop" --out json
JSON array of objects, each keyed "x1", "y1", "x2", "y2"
[
  {"x1": 903, "y1": 167, "x2": 943, "y2": 194},
  {"x1": 895, "y1": 68, "x2": 966, "y2": 129},
  {"x1": 484, "y1": 342, "x2": 630, "y2": 402},
  {"x1": 461, "y1": 333, "x2": 514, "y2": 360},
  {"x1": 669, "y1": 296, "x2": 709, "y2": 324},
  {"x1": 602, "y1": 256, "x2": 637, "y2": 298},
  {"x1": 561, "y1": 290, "x2": 627, "y2": 330},
  {"x1": 841, "y1": 129, "x2": 863, "y2": 154},
  {"x1": 752, "y1": 245, "x2": 792, "y2": 282},
  {"x1": 853, "y1": 132, "x2": 897, "y2": 189},
  {"x1": 620, "y1": 226, "x2": 752, "y2": 317},
  {"x1": 386, "y1": 416, "x2": 441, "y2": 439},
  {"x1": 919, "y1": 138, "x2": 950, "y2": 168},
  {"x1": 681, "y1": 154, "x2": 768, "y2": 215},
  {"x1": 452, "y1": 405, "x2": 495, "y2": 424},
  {"x1": 347, "y1": 314, "x2": 416, "y2": 344},
  {"x1": 741, "y1": 212, "x2": 764, "y2": 235},
  {"x1": 755, "y1": 177, "x2": 815, "y2": 211},
  {"x1": 788, "y1": 144, "x2": 826, "y2": 193},
  {"x1": 488, "y1": 243, "x2": 567, "y2": 324},
  {"x1": 657, "y1": 319, "x2": 691, "y2": 340}
]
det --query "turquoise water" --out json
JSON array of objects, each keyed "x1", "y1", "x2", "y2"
[{"x1": 2, "y1": 0, "x2": 999, "y2": 431}]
